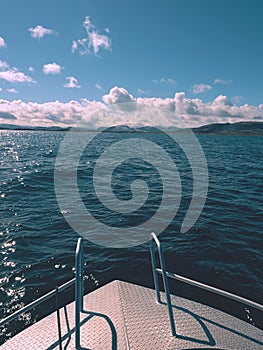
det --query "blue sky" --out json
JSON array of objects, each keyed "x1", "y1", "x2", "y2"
[{"x1": 0, "y1": 0, "x2": 263, "y2": 127}]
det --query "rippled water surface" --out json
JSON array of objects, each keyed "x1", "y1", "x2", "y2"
[{"x1": 0, "y1": 130, "x2": 262, "y2": 343}]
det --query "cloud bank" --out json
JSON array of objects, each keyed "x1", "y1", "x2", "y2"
[{"x1": 0, "y1": 86, "x2": 262, "y2": 128}]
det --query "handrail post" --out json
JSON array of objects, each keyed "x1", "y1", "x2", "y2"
[
  {"x1": 75, "y1": 237, "x2": 83, "y2": 349},
  {"x1": 150, "y1": 232, "x2": 176, "y2": 337},
  {"x1": 80, "y1": 240, "x2": 84, "y2": 312},
  {"x1": 159, "y1": 242, "x2": 176, "y2": 336},
  {"x1": 150, "y1": 239, "x2": 161, "y2": 304},
  {"x1": 0, "y1": 238, "x2": 86, "y2": 348},
  {"x1": 55, "y1": 286, "x2": 63, "y2": 350}
]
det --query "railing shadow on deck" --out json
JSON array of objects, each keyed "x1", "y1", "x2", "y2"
[
  {"x1": 47, "y1": 309, "x2": 117, "y2": 350},
  {"x1": 160, "y1": 299, "x2": 263, "y2": 348},
  {"x1": 150, "y1": 231, "x2": 263, "y2": 348},
  {"x1": 159, "y1": 300, "x2": 215, "y2": 346}
]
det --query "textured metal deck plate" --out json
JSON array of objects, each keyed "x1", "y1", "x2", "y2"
[{"x1": 1, "y1": 280, "x2": 263, "y2": 349}]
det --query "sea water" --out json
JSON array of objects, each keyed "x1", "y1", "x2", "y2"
[{"x1": 0, "y1": 130, "x2": 262, "y2": 342}]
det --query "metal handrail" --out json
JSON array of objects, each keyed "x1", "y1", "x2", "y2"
[
  {"x1": 0, "y1": 236, "x2": 85, "y2": 350},
  {"x1": 150, "y1": 232, "x2": 176, "y2": 336},
  {"x1": 0, "y1": 277, "x2": 75, "y2": 328},
  {"x1": 75, "y1": 237, "x2": 84, "y2": 349},
  {"x1": 150, "y1": 232, "x2": 263, "y2": 337},
  {"x1": 157, "y1": 269, "x2": 263, "y2": 312}
]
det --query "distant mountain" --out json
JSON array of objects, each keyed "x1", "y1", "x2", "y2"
[
  {"x1": 192, "y1": 121, "x2": 263, "y2": 135},
  {"x1": 0, "y1": 121, "x2": 262, "y2": 135},
  {"x1": 0, "y1": 124, "x2": 70, "y2": 131}
]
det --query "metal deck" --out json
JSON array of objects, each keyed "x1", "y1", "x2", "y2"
[{"x1": 1, "y1": 280, "x2": 263, "y2": 349}]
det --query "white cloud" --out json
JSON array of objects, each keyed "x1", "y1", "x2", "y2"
[
  {"x1": 72, "y1": 16, "x2": 111, "y2": 56},
  {"x1": 214, "y1": 79, "x2": 233, "y2": 85},
  {"x1": 213, "y1": 95, "x2": 233, "y2": 106},
  {"x1": 153, "y1": 78, "x2": 175, "y2": 85},
  {"x1": 102, "y1": 86, "x2": 135, "y2": 105},
  {"x1": 0, "y1": 87, "x2": 2, "y2": 92},
  {"x1": 95, "y1": 83, "x2": 103, "y2": 90},
  {"x1": 72, "y1": 39, "x2": 88, "y2": 55},
  {"x1": 0, "y1": 61, "x2": 35, "y2": 83},
  {"x1": 43, "y1": 63, "x2": 62, "y2": 75},
  {"x1": 138, "y1": 88, "x2": 151, "y2": 95},
  {"x1": 167, "y1": 78, "x2": 175, "y2": 84},
  {"x1": 0, "y1": 87, "x2": 262, "y2": 128},
  {"x1": 88, "y1": 31, "x2": 111, "y2": 55},
  {"x1": 0, "y1": 60, "x2": 9, "y2": 69},
  {"x1": 0, "y1": 36, "x2": 6, "y2": 48},
  {"x1": 0, "y1": 99, "x2": 105, "y2": 127},
  {"x1": 64, "y1": 76, "x2": 81, "y2": 89},
  {"x1": 83, "y1": 16, "x2": 95, "y2": 31},
  {"x1": 232, "y1": 95, "x2": 245, "y2": 104},
  {"x1": 137, "y1": 91, "x2": 263, "y2": 126},
  {"x1": 192, "y1": 84, "x2": 212, "y2": 94},
  {"x1": 7, "y1": 88, "x2": 18, "y2": 94},
  {"x1": 28, "y1": 25, "x2": 56, "y2": 39},
  {"x1": 28, "y1": 67, "x2": 35, "y2": 73}
]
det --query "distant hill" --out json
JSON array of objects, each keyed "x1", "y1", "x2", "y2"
[
  {"x1": 0, "y1": 124, "x2": 70, "y2": 131},
  {"x1": 192, "y1": 121, "x2": 263, "y2": 135},
  {"x1": 0, "y1": 121, "x2": 262, "y2": 135}
]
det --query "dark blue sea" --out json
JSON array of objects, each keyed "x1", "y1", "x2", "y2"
[{"x1": 0, "y1": 130, "x2": 262, "y2": 344}]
